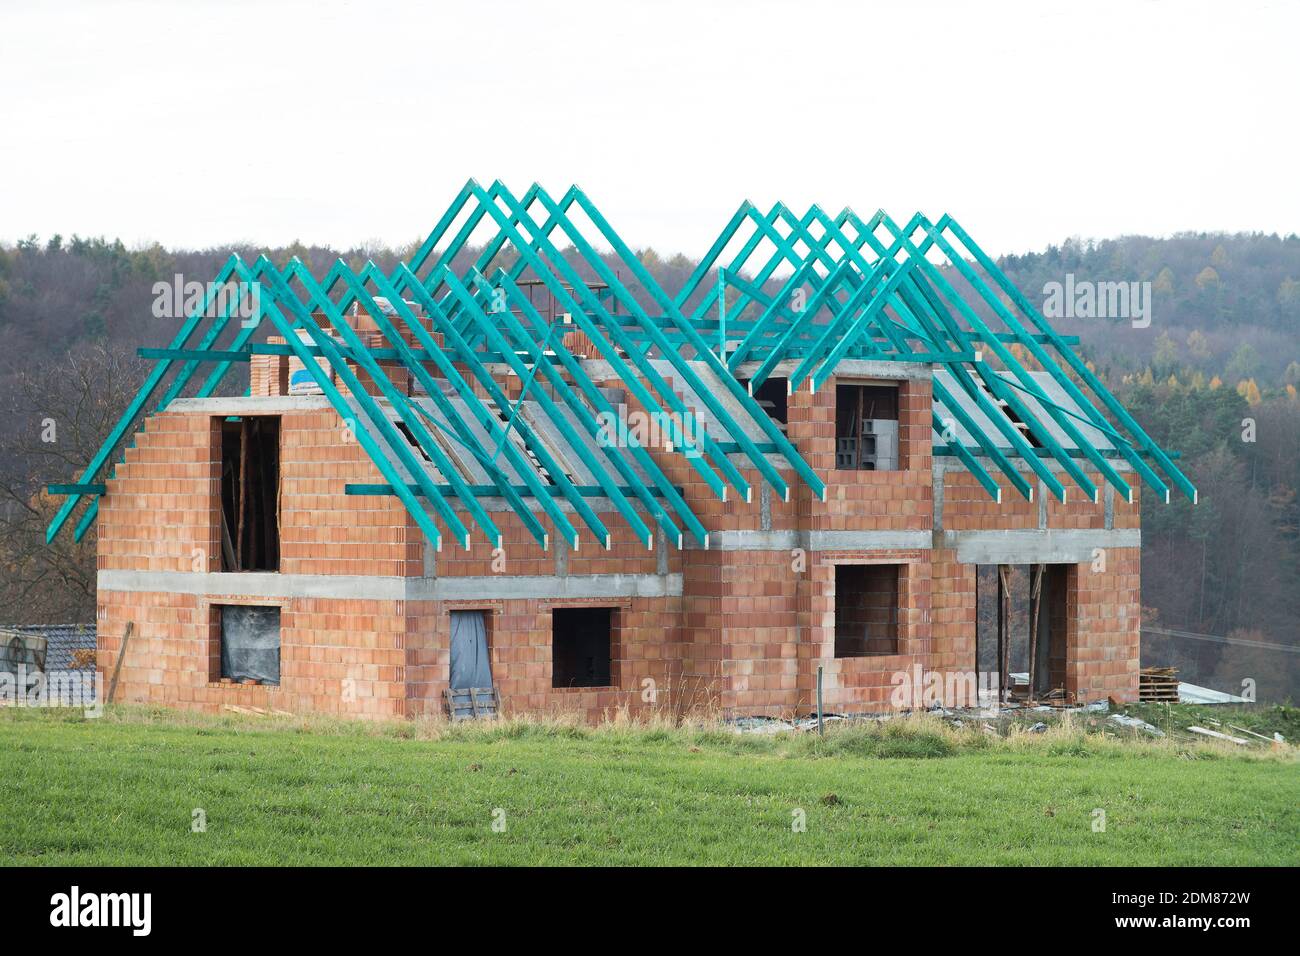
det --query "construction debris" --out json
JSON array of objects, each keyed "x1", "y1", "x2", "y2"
[
  {"x1": 1176, "y1": 680, "x2": 1251, "y2": 704},
  {"x1": 221, "y1": 704, "x2": 294, "y2": 718},
  {"x1": 444, "y1": 686, "x2": 501, "y2": 722},
  {"x1": 1107, "y1": 713, "x2": 1164, "y2": 736},
  {"x1": 1186, "y1": 725, "x2": 1250, "y2": 746},
  {"x1": 1227, "y1": 723, "x2": 1281, "y2": 744}
]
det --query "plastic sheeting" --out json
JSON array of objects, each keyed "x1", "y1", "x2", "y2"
[
  {"x1": 449, "y1": 610, "x2": 491, "y2": 690},
  {"x1": 220, "y1": 605, "x2": 281, "y2": 685}
]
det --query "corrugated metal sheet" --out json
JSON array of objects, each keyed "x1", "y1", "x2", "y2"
[{"x1": 930, "y1": 369, "x2": 1115, "y2": 450}]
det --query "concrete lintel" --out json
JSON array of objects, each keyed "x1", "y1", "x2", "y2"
[
  {"x1": 691, "y1": 529, "x2": 932, "y2": 552},
  {"x1": 938, "y1": 528, "x2": 1141, "y2": 565},
  {"x1": 410, "y1": 574, "x2": 683, "y2": 601},
  {"x1": 809, "y1": 530, "x2": 931, "y2": 552},
  {"x1": 98, "y1": 569, "x2": 409, "y2": 601},
  {"x1": 167, "y1": 396, "x2": 335, "y2": 415},
  {"x1": 731, "y1": 357, "x2": 933, "y2": 383},
  {"x1": 97, "y1": 569, "x2": 683, "y2": 602}
]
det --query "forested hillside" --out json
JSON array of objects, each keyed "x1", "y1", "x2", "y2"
[
  {"x1": 997, "y1": 232, "x2": 1300, "y2": 389},
  {"x1": 1, "y1": 230, "x2": 1296, "y2": 698}
]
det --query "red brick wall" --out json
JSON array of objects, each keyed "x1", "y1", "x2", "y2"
[
  {"x1": 407, "y1": 596, "x2": 683, "y2": 722},
  {"x1": 787, "y1": 375, "x2": 932, "y2": 533},
  {"x1": 278, "y1": 409, "x2": 419, "y2": 577},
  {"x1": 96, "y1": 590, "x2": 408, "y2": 718},
  {"x1": 97, "y1": 403, "x2": 414, "y2": 716},
  {"x1": 98, "y1": 406, "x2": 415, "y2": 577},
  {"x1": 681, "y1": 548, "x2": 800, "y2": 715},
  {"x1": 96, "y1": 361, "x2": 1145, "y2": 719},
  {"x1": 1067, "y1": 547, "x2": 1141, "y2": 701},
  {"x1": 942, "y1": 469, "x2": 1040, "y2": 530},
  {"x1": 98, "y1": 411, "x2": 217, "y2": 574},
  {"x1": 808, "y1": 550, "x2": 931, "y2": 713}
]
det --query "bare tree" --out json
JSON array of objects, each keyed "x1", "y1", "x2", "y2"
[{"x1": 0, "y1": 342, "x2": 147, "y2": 623}]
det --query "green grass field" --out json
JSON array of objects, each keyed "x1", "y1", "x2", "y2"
[{"x1": 1, "y1": 705, "x2": 1296, "y2": 866}]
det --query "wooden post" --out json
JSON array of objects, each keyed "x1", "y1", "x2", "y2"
[
  {"x1": 1028, "y1": 564, "x2": 1044, "y2": 700},
  {"x1": 998, "y1": 565, "x2": 1010, "y2": 704},
  {"x1": 106, "y1": 621, "x2": 134, "y2": 704},
  {"x1": 236, "y1": 418, "x2": 248, "y2": 569},
  {"x1": 855, "y1": 386, "x2": 865, "y2": 469},
  {"x1": 816, "y1": 664, "x2": 825, "y2": 735},
  {"x1": 248, "y1": 418, "x2": 260, "y2": 570}
]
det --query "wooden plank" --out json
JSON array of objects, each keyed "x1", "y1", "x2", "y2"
[
  {"x1": 1027, "y1": 563, "x2": 1043, "y2": 698},
  {"x1": 998, "y1": 564, "x2": 1011, "y2": 705},
  {"x1": 106, "y1": 621, "x2": 134, "y2": 704},
  {"x1": 236, "y1": 418, "x2": 248, "y2": 569},
  {"x1": 248, "y1": 418, "x2": 261, "y2": 570},
  {"x1": 220, "y1": 504, "x2": 236, "y2": 571},
  {"x1": 1187, "y1": 726, "x2": 1250, "y2": 746}
]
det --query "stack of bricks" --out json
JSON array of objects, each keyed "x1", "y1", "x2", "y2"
[
  {"x1": 339, "y1": 330, "x2": 412, "y2": 399},
  {"x1": 249, "y1": 339, "x2": 289, "y2": 397},
  {"x1": 562, "y1": 328, "x2": 598, "y2": 358}
]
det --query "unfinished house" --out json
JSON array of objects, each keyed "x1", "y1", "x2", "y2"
[{"x1": 47, "y1": 181, "x2": 1197, "y2": 720}]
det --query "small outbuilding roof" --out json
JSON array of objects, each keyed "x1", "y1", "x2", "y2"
[{"x1": 0, "y1": 624, "x2": 95, "y2": 672}]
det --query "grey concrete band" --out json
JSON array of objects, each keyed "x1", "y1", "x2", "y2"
[
  {"x1": 98, "y1": 570, "x2": 684, "y2": 601},
  {"x1": 938, "y1": 528, "x2": 1140, "y2": 564}
]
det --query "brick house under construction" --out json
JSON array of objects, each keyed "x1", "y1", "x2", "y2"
[{"x1": 48, "y1": 182, "x2": 1197, "y2": 720}]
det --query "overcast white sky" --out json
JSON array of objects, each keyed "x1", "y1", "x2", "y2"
[{"x1": 1, "y1": 0, "x2": 1294, "y2": 259}]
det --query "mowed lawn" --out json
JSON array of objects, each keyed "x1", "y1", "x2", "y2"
[{"x1": 0, "y1": 708, "x2": 1296, "y2": 866}]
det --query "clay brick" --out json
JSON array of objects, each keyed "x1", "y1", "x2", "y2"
[{"x1": 98, "y1": 363, "x2": 1143, "y2": 719}]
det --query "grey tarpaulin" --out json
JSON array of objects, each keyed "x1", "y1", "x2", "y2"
[
  {"x1": 220, "y1": 605, "x2": 280, "y2": 685},
  {"x1": 449, "y1": 610, "x2": 491, "y2": 690}
]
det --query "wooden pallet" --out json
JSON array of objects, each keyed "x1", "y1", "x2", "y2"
[
  {"x1": 444, "y1": 686, "x2": 500, "y2": 721},
  {"x1": 1139, "y1": 666, "x2": 1180, "y2": 702}
]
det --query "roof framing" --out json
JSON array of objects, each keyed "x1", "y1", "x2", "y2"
[
  {"x1": 46, "y1": 182, "x2": 1195, "y2": 554},
  {"x1": 676, "y1": 200, "x2": 1197, "y2": 506}
]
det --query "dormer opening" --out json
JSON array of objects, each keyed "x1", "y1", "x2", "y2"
[{"x1": 835, "y1": 382, "x2": 899, "y2": 471}]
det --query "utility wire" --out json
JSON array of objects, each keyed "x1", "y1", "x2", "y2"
[{"x1": 1142, "y1": 625, "x2": 1300, "y2": 655}]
